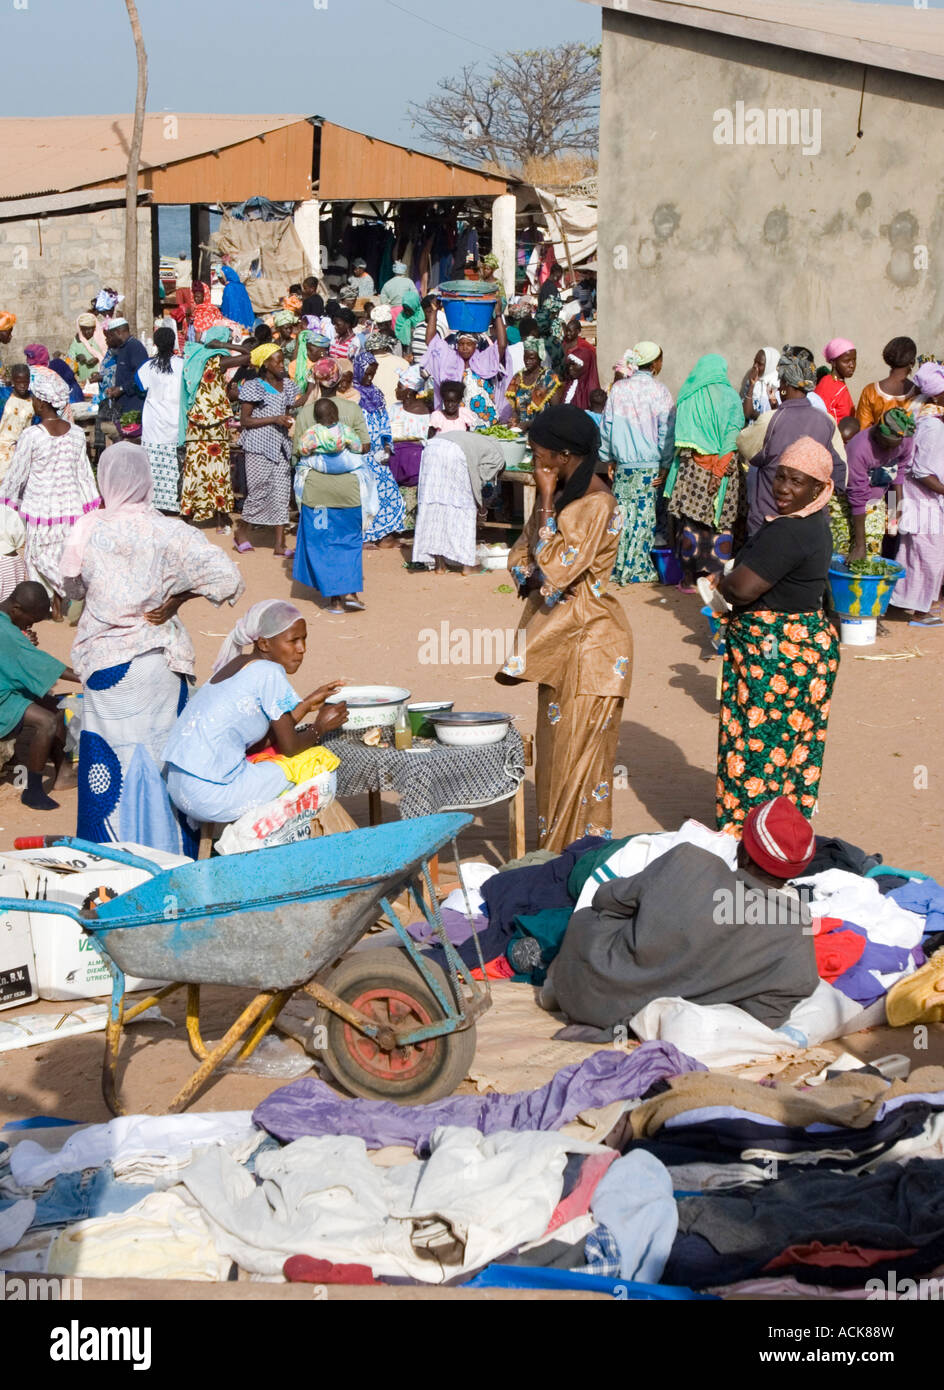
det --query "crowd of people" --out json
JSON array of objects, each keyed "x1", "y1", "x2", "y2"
[{"x1": 0, "y1": 262, "x2": 941, "y2": 869}]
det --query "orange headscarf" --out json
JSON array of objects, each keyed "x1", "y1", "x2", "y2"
[{"x1": 768, "y1": 436, "x2": 834, "y2": 519}]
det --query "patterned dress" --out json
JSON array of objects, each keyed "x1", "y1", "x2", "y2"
[
  {"x1": 600, "y1": 372, "x2": 676, "y2": 585},
  {"x1": 0, "y1": 424, "x2": 99, "y2": 597},
  {"x1": 667, "y1": 448, "x2": 746, "y2": 577},
  {"x1": 716, "y1": 611, "x2": 840, "y2": 835},
  {"x1": 237, "y1": 376, "x2": 298, "y2": 528},
  {"x1": 0, "y1": 395, "x2": 33, "y2": 482},
  {"x1": 180, "y1": 359, "x2": 234, "y2": 522},
  {"x1": 502, "y1": 491, "x2": 633, "y2": 852},
  {"x1": 505, "y1": 367, "x2": 561, "y2": 422},
  {"x1": 360, "y1": 401, "x2": 405, "y2": 542}
]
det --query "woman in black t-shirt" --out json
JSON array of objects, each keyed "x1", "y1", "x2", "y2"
[{"x1": 711, "y1": 436, "x2": 841, "y2": 835}]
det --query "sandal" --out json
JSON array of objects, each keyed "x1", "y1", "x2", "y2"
[
  {"x1": 233, "y1": 540, "x2": 254, "y2": 553},
  {"x1": 344, "y1": 596, "x2": 366, "y2": 611},
  {"x1": 909, "y1": 614, "x2": 944, "y2": 627}
]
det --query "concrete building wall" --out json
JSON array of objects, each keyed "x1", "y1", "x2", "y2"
[
  {"x1": 0, "y1": 205, "x2": 153, "y2": 357},
  {"x1": 597, "y1": 9, "x2": 944, "y2": 396}
]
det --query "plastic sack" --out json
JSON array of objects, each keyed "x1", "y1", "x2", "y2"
[{"x1": 215, "y1": 771, "x2": 336, "y2": 855}]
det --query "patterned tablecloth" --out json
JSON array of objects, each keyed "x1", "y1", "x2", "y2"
[{"x1": 325, "y1": 727, "x2": 525, "y2": 820}]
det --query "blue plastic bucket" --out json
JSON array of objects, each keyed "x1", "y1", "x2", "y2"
[
  {"x1": 651, "y1": 546, "x2": 682, "y2": 586},
  {"x1": 826, "y1": 554, "x2": 906, "y2": 618},
  {"x1": 701, "y1": 604, "x2": 726, "y2": 655},
  {"x1": 441, "y1": 296, "x2": 498, "y2": 334}
]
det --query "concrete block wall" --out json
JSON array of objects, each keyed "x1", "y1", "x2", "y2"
[
  {"x1": 0, "y1": 205, "x2": 153, "y2": 359},
  {"x1": 597, "y1": 9, "x2": 944, "y2": 396}
]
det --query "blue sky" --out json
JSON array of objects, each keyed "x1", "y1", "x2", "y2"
[{"x1": 1, "y1": 0, "x2": 600, "y2": 147}]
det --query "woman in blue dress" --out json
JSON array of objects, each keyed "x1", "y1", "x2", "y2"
[
  {"x1": 162, "y1": 600, "x2": 348, "y2": 825},
  {"x1": 352, "y1": 351, "x2": 405, "y2": 547}
]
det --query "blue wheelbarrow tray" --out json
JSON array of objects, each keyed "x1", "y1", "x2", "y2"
[{"x1": 0, "y1": 815, "x2": 490, "y2": 1114}]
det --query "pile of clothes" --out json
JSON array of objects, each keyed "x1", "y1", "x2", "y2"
[{"x1": 4, "y1": 1045, "x2": 944, "y2": 1294}]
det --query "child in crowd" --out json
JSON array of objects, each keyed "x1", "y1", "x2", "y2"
[
  {"x1": 586, "y1": 387, "x2": 608, "y2": 428},
  {"x1": 429, "y1": 379, "x2": 478, "y2": 433}
]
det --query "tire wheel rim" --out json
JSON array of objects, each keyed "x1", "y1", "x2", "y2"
[{"x1": 343, "y1": 987, "x2": 438, "y2": 1082}]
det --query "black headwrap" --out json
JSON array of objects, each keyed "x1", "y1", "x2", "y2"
[{"x1": 528, "y1": 404, "x2": 601, "y2": 513}]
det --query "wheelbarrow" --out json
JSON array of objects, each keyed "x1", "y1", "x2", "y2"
[{"x1": 0, "y1": 814, "x2": 491, "y2": 1114}]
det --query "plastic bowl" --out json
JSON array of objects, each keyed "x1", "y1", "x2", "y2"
[
  {"x1": 826, "y1": 555, "x2": 906, "y2": 618},
  {"x1": 476, "y1": 544, "x2": 511, "y2": 571},
  {"x1": 441, "y1": 297, "x2": 497, "y2": 335},
  {"x1": 326, "y1": 685, "x2": 411, "y2": 731},
  {"x1": 428, "y1": 711, "x2": 513, "y2": 747}
]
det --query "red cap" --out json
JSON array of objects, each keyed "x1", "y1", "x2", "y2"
[{"x1": 742, "y1": 798, "x2": 816, "y2": 879}]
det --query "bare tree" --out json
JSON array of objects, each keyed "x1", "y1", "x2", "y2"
[
  {"x1": 123, "y1": 0, "x2": 148, "y2": 333},
  {"x1": 408, "y1": 44, "x2": 600, "y2": 171}
]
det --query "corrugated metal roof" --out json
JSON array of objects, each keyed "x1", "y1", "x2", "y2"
[
  {"x1": 585, "y1": 0, "x2": 944, "y2": 81},
  {"x1": 0, "y1": 114, "x2": 308, "y2": 200}
]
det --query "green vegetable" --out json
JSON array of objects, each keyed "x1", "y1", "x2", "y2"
[
  {"x1": 495, "y1": 583, "x2": 513, "y2": 594},
  {"x1": 475, "y1": 425, "x2": 522, "y2": 440},
  {"x1": 842, "y1": 558, "x2": 900, "y2": 577}
]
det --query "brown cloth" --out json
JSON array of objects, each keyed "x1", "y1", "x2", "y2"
[{"x1": 627, "y1": 1066, "x2": 944, "y2": 1140}]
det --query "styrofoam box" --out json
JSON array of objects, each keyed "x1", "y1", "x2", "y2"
[
  {"x1": 0, "y1": 843, "x2": 191, "y2": 1002},
  {"x1": 0, "y1": 871, "x2": 39, "y2": 1012}
]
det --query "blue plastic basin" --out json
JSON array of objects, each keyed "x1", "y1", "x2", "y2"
[
  {"x1": 826, "y1": 554, "x2": 905, "y2": 617},
  {"x1": 441, "y1": 296, "x2": 497, "y2": 334}
]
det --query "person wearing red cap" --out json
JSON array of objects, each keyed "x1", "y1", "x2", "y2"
[
  {"x1": 740, "y1": 796, "x2": 817, "y2": 883},
  {"x1": 713, "y1": 437, "x2": 840, "y2": 835}
]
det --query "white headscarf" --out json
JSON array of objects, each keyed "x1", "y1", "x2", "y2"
[
  {"x1": 752, "y1": 345, "x2": 781, "y2": 413},
  {"x1": 212, "y1": 600, "x2": 304, "y2": 674},
  {"x1": 0, "y1": 503, "x2": 25, "y2": 555},
  {"x1": 29, "y1": 368, "x2": 70, "y2": 412}
]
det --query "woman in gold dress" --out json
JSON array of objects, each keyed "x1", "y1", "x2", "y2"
[{"x1": 496, "y1": 405, "x2": 633, "y2": 852}]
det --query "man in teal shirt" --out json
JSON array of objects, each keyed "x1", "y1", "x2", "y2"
[{"x1": 0, "y1": 582, "x2": 78, "y2": 810}]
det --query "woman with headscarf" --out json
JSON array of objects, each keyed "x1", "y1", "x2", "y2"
[
  {"x1": 816, "y1": 338, "x2": 857, "y2": 423},
  {"x1": 387, "y1": 364, "x2": 433, "y2": 532},
  {"x1": 420, "y1": 299, "x2": 508, "y2": 425},
  {"x1": 179, "y1": 326, "x2": 249, "y2": 532},
  {"x1": 353, "y1": 351, "x2": 403, "y2": 546},
  {"x1": 533, "y1": 275, "x2": 566, "y2": 374},
  {"x1": 664, "y1": 354, "x2": 745, "y2": 589},
  {"x1": 68, "y1": 313, "x2": 104, "y2": 389},
  {"x1": 60, "y1": 444, "x2": 242, "y2": 852},
  {"x1": 479, "y1": 252, "x2": 507, "y2": 311},
  {"x1": 25, "y1": 346, "x2": 83, "y2": 407},
  {"x1": 234, "y1": 344, "x2": 298, "y2": 556},
  {"x1": 0, "y1": 371, "x2": 99, "y2": 619},
  {"x1": 839, "y1": 404, "x2": 915, "y2": 560},
  {"x1": 188, "y1": 281, "x2": 225, "y2": 339},
  {"x1": 293, "y1": 404, "x2": 378, "y2": 612},
  {"x1": 710, "y1": 436, "x2": 840, "y2": 835},
  {"x1": 600, "y1": 342, "x2": 676, "y2": 584},
  {"x1": 293, "y1": 357, "x2": 370, "y2": 452},
  {"x1": 219, "y1": 265, "x2": 255, "y2": 332},
  {"x1": 291, "y1": 324, "x2": 330, "y2": 394},
  {"x1": 379, "y1": 261, "x2": 416, "y2": 307},
  {"x1": 137, "y1": 327, "x2": 184, "y2": 512},
  {"x1": 412, "y1": 429, "x2": 504, "y2": 576},
  {"x1": 505, "y1": 338, "x2": 561, "y2": 426},
  {"x1": 162, "y1": 600, "x2": 351, "y2": 828},
  {"x1": 856, "y1": 337, "x2": 917, "y2": 430},
  {"x1": 889, "y1": 362, "x2": 944, "y2": 625},
  {"x1": 559, "y1": 315, "x2": 600, "y2": 407},
  {"x1": 364, "y1": 305, "x2": 404, "y2": 403},
  {"x1": 495, "y1": 404, "x2": 632, "y2": 851},
  {"x1": 740, "y1": 345, "x2": 781, "y2": 422}
]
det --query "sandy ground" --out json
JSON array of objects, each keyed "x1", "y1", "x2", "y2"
[{"x1": 0, "y1": 525, "x2": 941, "y2": 1125}]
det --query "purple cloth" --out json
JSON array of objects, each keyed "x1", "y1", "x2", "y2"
[
  {"x1": 889, "y1": 879, "x2": 944, "y2": 937},
  {"x1": 748, "y1": 399, "x2": 846, "y2": 533},
  {"x1": 845, "y1": 428, "x2": 913, "y2": 516},
  {"x1": 406, "y1": 906, "x2": 484, "y2": 946},
  {"x1": 421, "y1": 334, "x2": 504, "y2": 409},
  {"x1": 253, "y1": 1041, "x2": 706, "y2": 1149},
  {"x1": 389, "y1": 440, "x2": 423, "y2": 486},
  {"x1": 830, "y1": 921, "x2": 920, "y2": 1007}
]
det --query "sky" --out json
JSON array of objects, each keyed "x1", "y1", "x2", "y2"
[{"x1": 0, "y1": 0, "x2": 600, "y2": 148}]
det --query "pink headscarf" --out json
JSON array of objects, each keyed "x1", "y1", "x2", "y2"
[
  {"x1": 823, "y1": 338, "x2": 855, "y2": 363},
  {"x1": 60, "y1": 442, "x2": 152, "y2": 578},
  {"x1": 767, "y1": 436, "x2": 834, "y2": 520}
]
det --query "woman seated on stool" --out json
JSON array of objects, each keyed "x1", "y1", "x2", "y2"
[{"x1": 162, "y1": 600, "x2": 353, "y2": 829}]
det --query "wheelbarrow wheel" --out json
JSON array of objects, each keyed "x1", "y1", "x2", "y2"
[{"x1": 313, "y1": 947, "x2": 476, "y2": 1104}]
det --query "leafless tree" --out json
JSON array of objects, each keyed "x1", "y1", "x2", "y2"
[
  {"x1": 407, "y1": 44, "x2": 600, "y2": 171},
  {"x1": 123, "y1": 0, "x2": 148, "y2": 333}
]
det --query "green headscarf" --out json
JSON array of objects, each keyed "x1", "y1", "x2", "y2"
[
  {"x1": 877, "y1": 405, "x2": 916, "y2": 441},
  {"x1": 394, "y1": 287, "x2": 424, "y2": 348},
  {"x1": 179, "y1": 326, "x2": 233, "y2": 445},
  {"x1": 674, "y1": 353, "x2": 744, "y2": 456}
]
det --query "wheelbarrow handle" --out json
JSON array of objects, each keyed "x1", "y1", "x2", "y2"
[
  {"x1": 42, "y1": 837, "x2": 167, "y2": 877},
  {"x1": 0, "y1": 898, "x2": 83, "y2": 922}
]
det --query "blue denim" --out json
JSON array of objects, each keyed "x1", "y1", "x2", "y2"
[{"x1": 0, "y1": 1165, "x2": 153, "y2": 1230}]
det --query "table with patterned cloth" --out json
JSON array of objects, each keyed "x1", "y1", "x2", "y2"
[{"x1": 325, "y1": 727, "x2": 525, "y2": 820}]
